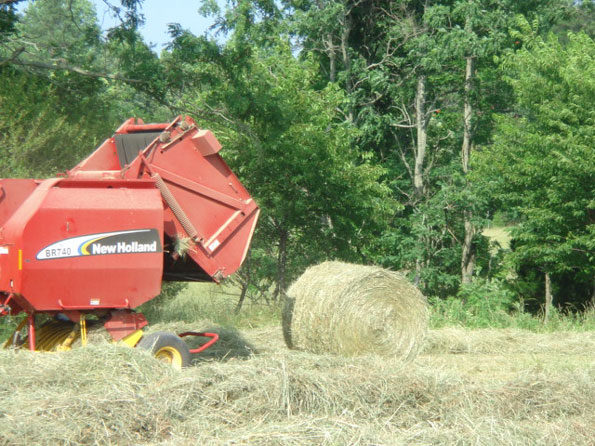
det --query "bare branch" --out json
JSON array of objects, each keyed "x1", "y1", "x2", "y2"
[
  {"x1": 0, "y1": 46, "x2": 25, "y2": 67},
  {"x1": 2, "y1": 56, "x2": 142, "y2": 83},
  {"x1": 391, "y1": 128, "x2": 413, "y2": 181}
]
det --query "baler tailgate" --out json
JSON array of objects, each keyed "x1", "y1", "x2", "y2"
[{"x1": 74, "y1": 115, "x2": 260, "y2": 281}]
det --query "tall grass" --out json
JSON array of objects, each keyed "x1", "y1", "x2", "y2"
[
  {"x1": 147, "y1": 281, "x2": 595, "y2": 333},
  {"x1": 139, "y1": 282, "x2": 282, "y2": 329},
  {"x1": 430, "y1": 280, "x2": 595, "y2": 332},
  {"x1": 0, "y1": 316, "x2": 19, "y2": 344},
  {"x1": 1, "y1": 280, "x2": 592, "y2": 346}
]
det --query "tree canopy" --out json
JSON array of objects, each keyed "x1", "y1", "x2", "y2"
[
  {"x1": 1, "y1": 0, "x2": 593, "y2": 313},
  {"x1": 476, "y1": 29, "x2": 595, "y2": 309}
]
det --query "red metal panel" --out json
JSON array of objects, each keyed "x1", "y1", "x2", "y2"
[
  {"x1": 191, "y1": 130, "x2": 222, "y2": 156},
  {"x1": 121, "y1": 123, "x2": 170, "y2": 133},
  {"x1": 0, "y1": 179, "x2": 39, "y2": 227},
  {"x1": 123, "y1": 116, "x2": 260, "y2": 280},
  {"x1": 104, "y1": 310, "x2": 148, "y2": 341},
  {"x1": 0, "y1": 178, "x2": 164, "y2": 311},
  {"x1": 0, "y1": 116, "x2": 259, "y2": 319},
  {"x1": 69, "y1": 138, "x2": 121, "y2": 172}
]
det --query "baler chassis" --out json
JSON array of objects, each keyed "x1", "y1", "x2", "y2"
[{"x1": 0, "y1": 116, "x2": 259, "y2": 366}]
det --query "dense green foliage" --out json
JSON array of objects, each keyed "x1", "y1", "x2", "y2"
[
  {"x1": 0, "y1": 0, "x2": 593, "y2": 317},
  {"x1": 476, "y1": 28, "x2": 595, "y2": 310}
]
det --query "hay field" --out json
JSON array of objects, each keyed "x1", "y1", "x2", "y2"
[{"x1": 0, "y1": 321, "x2": 593, "y2": 446}]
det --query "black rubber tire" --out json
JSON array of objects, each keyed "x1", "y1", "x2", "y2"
[{"x1": 137, "y1": 331, "x2": 191, "y2": 368}]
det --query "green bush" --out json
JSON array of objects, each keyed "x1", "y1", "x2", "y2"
[
  {"x1": 430, "y1": 278, "x2": 595, "y2": 331},
  {"x1": 430, "y1": 279, "x2": 515, "y2": 328}
]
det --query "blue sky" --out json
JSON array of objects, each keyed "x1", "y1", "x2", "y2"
[
  {"x1": 92, "y1": 0, "x2": 217, "y2": 50},
  {"x1": 18, "y1": 1, "x2": 219, "y2": 50}
]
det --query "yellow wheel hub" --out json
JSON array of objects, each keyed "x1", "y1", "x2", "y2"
[
  {"x1": 136, "y1": 331, "x2": 191, "y2": 368},
  {"x1": 155, "y1": 346, "x2": 183, "y2": 368}
]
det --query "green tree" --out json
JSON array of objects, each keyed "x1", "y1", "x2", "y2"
[
  {"x1": 0, "y1": 74, "x2": 100, "y2": 177},
  {"x1": 0, "y1": 0, "x2": 112, "y2": 176},
  {"x1": 161, "y1": 13, "x2": 392, "y2": 300},
  {"x1": 553, "y1": 0, "x2": 595, "y2": 40},
  {"x1": 476, "y1": 30, "x2": 595, "y2": 314},
  {"x1": 0, "y1": 0, "x2": 165, "y2": 177},
  {"x1": 282, "y1": 0, "x2": 566, "y2": 298}
]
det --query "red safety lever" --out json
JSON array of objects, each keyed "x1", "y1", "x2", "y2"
[{"x1": 178, "y1": 331, "x2": 219, "y2": 354}]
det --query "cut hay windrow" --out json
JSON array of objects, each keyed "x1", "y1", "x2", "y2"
[
  {"x1": 1, "y1": 322, "x2": 594, "y2": 445},
  {"x1": 283, "y1": 261, "x2": 429, "y2": 360}
]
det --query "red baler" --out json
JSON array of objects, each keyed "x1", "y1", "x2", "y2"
[{"x1": 0, "y1": 116, "x2": 259, "y2": 365}]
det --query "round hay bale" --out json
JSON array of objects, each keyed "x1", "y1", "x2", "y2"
[{"x1": 283, "y1": 261, "x2": 429, "y2": 360}]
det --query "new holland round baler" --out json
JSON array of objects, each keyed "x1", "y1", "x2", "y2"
[{"x1": 0, "y1": 116, "x2": 259, "y2": 366}]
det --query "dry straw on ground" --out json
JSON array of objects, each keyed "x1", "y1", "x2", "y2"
[
  {"x1": 1, "y1": 324, "x2": 594, "y2": 446},
  {"x1": 283, "y1": 261, "x2": 429, "y2": 360},
  {"x1": 423, "y1": 327, "x2": 595, "y2": 355}
]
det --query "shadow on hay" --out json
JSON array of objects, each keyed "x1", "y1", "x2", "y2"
[
  {"x1": 281, "y1": 296, "x2": 295, "y2": 349},
  {"x1": 186, "y1": 326, "x2": 258, "y2": 364}
]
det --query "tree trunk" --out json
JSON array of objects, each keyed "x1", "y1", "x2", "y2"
[
  {"x1": 234, "y1": 250, "x2": 252, "y2": 314},
  {"x1": 414, "y1": 258, "x2": 421, "y2": 287},
  {"x1": 274, "y1": 229, "x2": 288, "y2": 301},
  {"x1": 461, "y1": 55, "x2": 476, "y2": 285},
  {"x1": 340, "y1": 12, "x2": 352, "y2": 91},
  {"x1": 414, "y1": 74, "x2": 427, "y2": 199},
  {"x1": 412, "y1": 76, "x2": 429, "y2": 288},
  {"x1": 325, "y1": 33, "x2": 336, "y2": 82},
  {"x1": 340, "y1": 8, "x2": 353, "y2": 122},
  {"x1": 234, "y1": 281, "x2": 249, "y2": 314},
  {"x1": 543, "y1": 272, "x2": 553, "y2": 322},
  {"x1": 461, "y1": 56, "x2": 474, "y2": 176}
]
